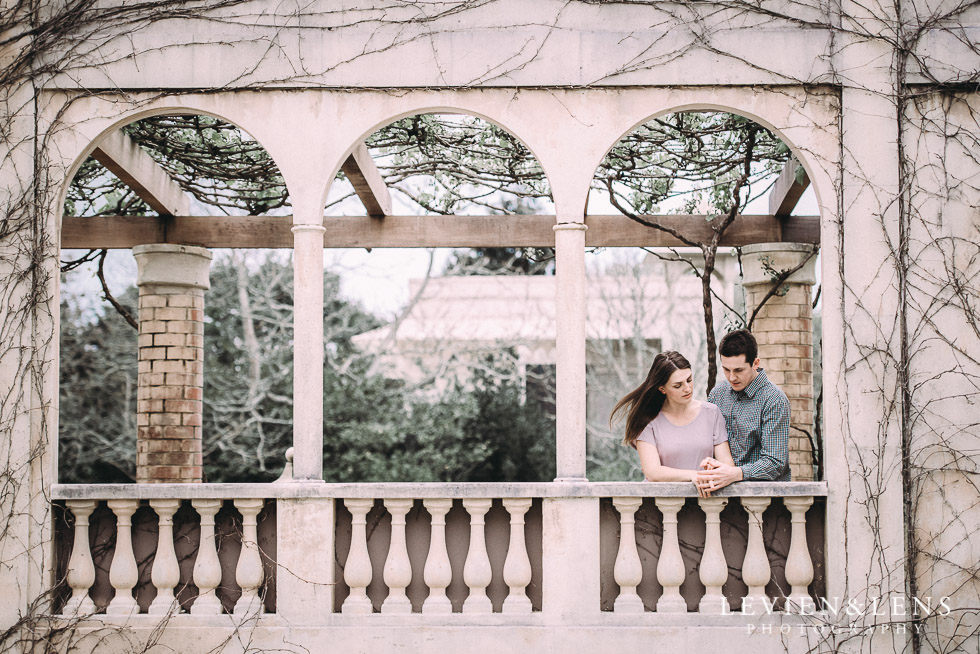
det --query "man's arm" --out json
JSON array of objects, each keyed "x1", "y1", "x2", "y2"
[{"x1": 738, "y1": 393, "x2": 790, "y2": 480}]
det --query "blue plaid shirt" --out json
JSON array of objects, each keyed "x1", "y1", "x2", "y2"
[{"x1": 707, "y1": 368, "x2": 791, "y2": 481}]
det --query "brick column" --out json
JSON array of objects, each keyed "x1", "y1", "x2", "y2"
[
  {"x1": 133, "y1": 244, "x2": 212, "y2": 483},
  {"x1": 741, "y1": 243, "x2": 817, "y2": 481}
]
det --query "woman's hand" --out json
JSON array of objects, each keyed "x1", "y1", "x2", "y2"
[{"x1": 692, "y1": 471, "x2": 712, "y2": 498}]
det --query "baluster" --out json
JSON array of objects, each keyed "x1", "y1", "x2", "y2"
[
  {"x1": 462, "y1": 499, "x2": 493, "y2": 614},
  {"x1": 233, "y1": 499, "x2": 265, "y2": 616},
  {"x1": 502, "y1": 498, "x2": 533, "y2": 614},
  {"x1": 422, "y1": 499, "x2": 453, "y2": 614},
  {"x1": 64, "y1": 500, "x2": 98, "y2": 615},
  {"x1": 191, "y1": 499, "x2": 224, "y2": 615},
  {"x1": 106, "y1": 499, "x2": 140, "y2": 616},
  {"x1": 654, "y1": 497, "x2": 687, "y2": 613},
  {"x1": 740, "y1": 497, "x2": 771, "y2": 614},
  {"x1": 342, "y1": 498, "x2": 375, "y2": 614},
  {"x1": 147, "y1": 500, "x2": 182, "y2": 615},
  {"x1": 612, "y1": 497, "x2": 644, "y2": 613},
  {"x1": 697, "y1": 497, "x2": 729, "y2": 613},
  {"x1": 382, "y1": 499, "x2": 414, "y2": 614},
  {"x1": 784, "y1": 496, "x2": 815, "y2": 611}
]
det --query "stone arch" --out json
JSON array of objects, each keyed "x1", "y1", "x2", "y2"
[
  {"x1": 585, "y1": 103, "x2": 824, "y2": 482},
  {"x1": 56, "y1": 103, "x2": 291, "y2": 246},
  {"x1": 587, "y1": 101, "x2": 831, "y2": 221},
  {"x1": 320, "y1": 105, "x2": 556, "y2": 218},
  {"x1": 56, "y1": 104, "x2": 293, "y2": 484}
]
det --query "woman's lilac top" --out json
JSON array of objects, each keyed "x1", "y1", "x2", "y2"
[{"x1": 636, "y1": 401, "x2": 729, "y2": 470}]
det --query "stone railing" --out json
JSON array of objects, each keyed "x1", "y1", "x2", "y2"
[
  {"x1": 53, "y1": 487, "x2": 276, "y2": 617},
  {"x1": 600, "y1": 483, "x2": 825, "y2": 615},
  {"x1": 333, "y1": 494, "x2": 542, "y2": 615},
  {"x1": 52, "y1": 482, "x2": 826, "y2": 621}
]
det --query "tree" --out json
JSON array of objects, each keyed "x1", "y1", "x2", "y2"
[
  {"x1": 594, "y1": 111, "x2": 792, "y2": 392},
  {"x1": 455, "y1": 364, "x2": 556, "y2": 482},
  {"x1": 365, "y1": 113, "x2": 551, "y2": 215},
  {"x1": 59, "y1": 291, "x2": 139, "y2": 483},
  {"x1": 443, "y1": 246, "x2": 555, "y2": 275}
]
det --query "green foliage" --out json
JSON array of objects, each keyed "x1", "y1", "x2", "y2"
[
  {"x1": 587, "y1": 437, "x2": 644, "y2": 483},
  {"x1": 366, "y1": 113, "x2": 552, "y2": 214},
  {"x1": 124, "y1": 115, "x2": 289, "y2": 215},
  {"x1": 455, "y1": 366, "x2": 556, "y2": 482},
  {"x1": 59, "y1": 291, "x2": 139, "y2": 483},
  {"x1": 595, "y1": 111, "x2": 788, "y2": 216},
  {"x1": 202, "y1": 255, "x2": 301, "y2": 481},
  {"x1": 321, "y1": 357, "x2": 555, "y2": 483}
]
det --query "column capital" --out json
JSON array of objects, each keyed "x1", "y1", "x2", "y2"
[
  {"x1": 133, "y1": 243, "x2": 212, "y2": 290},
  {"x1": 741, "y1": 242, "x2": 817, "y2": 287},
  {"x1": 553, "y1": 222, "x2": 588, "y2": 232},
  {"x1": 291, "y1": 224, "x2": 326, "y2": 234}
]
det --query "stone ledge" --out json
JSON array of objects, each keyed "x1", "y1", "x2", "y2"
[{"x1": 51, "y1": 480, "x2": 829, "y2": 500}]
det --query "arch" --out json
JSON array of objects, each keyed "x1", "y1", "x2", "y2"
[
  {"x1": 319, "y1": 105, "x2": 556, "y2": 217},
  {"x1": 56, "y1": 104, "x2": 291, "y2": 246},
  {"x1": 585, "y1": 102, "x2": 829, "y2": 220},
  {"x1": 582, "y1": 102, "x2": 827, "y2": 484}
]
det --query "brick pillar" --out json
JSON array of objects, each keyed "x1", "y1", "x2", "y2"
[
  {"x1": 741, "y1": 243, "x2": 817, "y2": 481},
  {"x1": 133, "y1": 244, "x2": 212, "y2": 483}
]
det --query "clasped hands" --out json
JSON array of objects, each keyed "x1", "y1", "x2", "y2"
[{"x1": 692, "y1": 457, "x2": 742, "y2": 498}]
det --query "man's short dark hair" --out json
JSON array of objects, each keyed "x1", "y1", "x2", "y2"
[{"x1": 719, "y1": 329, "x2": 758, "y2": 363}]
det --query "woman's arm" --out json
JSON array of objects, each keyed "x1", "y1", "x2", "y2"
[
  {"x1": 636, "y1": 441, "x2": 700, "y2": 483},
  {"x1": 712, "y1": 441, "x2": 736, "y2": 466}
]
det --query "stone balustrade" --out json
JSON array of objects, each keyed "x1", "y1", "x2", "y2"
[
  {"x1": 53, "y1": 481, "x2": 825, "y2": 622},
  {"x1": 57, "y1": 492, "x2": 274, "y2": 616},
  {"x1": 604, "y1": 489, "x2": 823, "y2": 614},
  {"x1": 335, "y1": 496, "x2": 540, "y2": 614}
]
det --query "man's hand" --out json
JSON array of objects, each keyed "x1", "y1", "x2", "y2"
[{"x1": 695, "y1": 458, "x2": 743, "y2": 493}]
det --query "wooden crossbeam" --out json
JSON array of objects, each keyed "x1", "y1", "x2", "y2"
[
  {"x1": 340, "y1": 143, "x2": 392, "y2": 218},
  {"x1": 61, "y1": 214, "x2": 819, "y2": 249},
  {"x1": 769, "y1": 157, "x2": 811, "y2": 217},
  {"x1": 90, "y1": 130, "x2": 191, "y2": 216}
]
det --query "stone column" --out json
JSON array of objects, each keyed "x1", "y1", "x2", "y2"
[
  {"x1": 553, "y1": 221, "x2": 588, "y2": 481},
  {"x1": 290, "y1": 216, "x2": 325, "y2": 481},
  {"x1": 741, "y1": 243, "x2": 817, "y2": 481},
  {"x1": 133, "y1": 244, "x2": 212, "y2": 483}
]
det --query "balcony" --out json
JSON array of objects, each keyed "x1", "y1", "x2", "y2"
[{"x1": 53, "y1": 480, "x2": 826, "y2": 649}]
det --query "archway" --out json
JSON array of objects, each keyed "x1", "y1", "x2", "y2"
[
  {"x1": 585, "y1": 109, "x2": 821, "y2": 483},
  {"x1": 318, "y1": 111, "x2": 560, "y2": 484},
  {"x1": 59, "y1": 112, "x2": 291, "y2": 484}
]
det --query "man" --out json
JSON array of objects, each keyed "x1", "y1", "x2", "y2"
[{"x1": 697, "y1": 329, "x2": 791, "y2": 493}]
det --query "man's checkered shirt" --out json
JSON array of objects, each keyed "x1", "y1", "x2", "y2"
[{"x1": 707, "y1": 368, "x2": 791, "y2": 481}]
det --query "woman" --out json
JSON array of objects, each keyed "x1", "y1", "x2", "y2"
[{"x1": 610, "y1": 351, "x2": 735, "y2": 496}]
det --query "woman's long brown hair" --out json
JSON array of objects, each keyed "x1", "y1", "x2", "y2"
[{"x1": 610, "y1": 350, "x2": 692, "y2": 448}]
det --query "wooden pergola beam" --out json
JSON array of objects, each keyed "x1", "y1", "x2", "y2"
[
  {"x1": 340, "y1": 143, "x2": 392, "y2": 218},
  {"x1": 769, "y1": 157, "x2": 811, "y2": 217},
  {"x1": 62, "y1": 213, "x2": 819, "y2": 249},
  {"x1": 90, "y1": 130, "x2": 191, "y2": 217}
]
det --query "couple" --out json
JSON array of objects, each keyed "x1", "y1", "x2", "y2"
[{"x1": 612, "y1": 330, "x2": 790, "y2": 496}]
